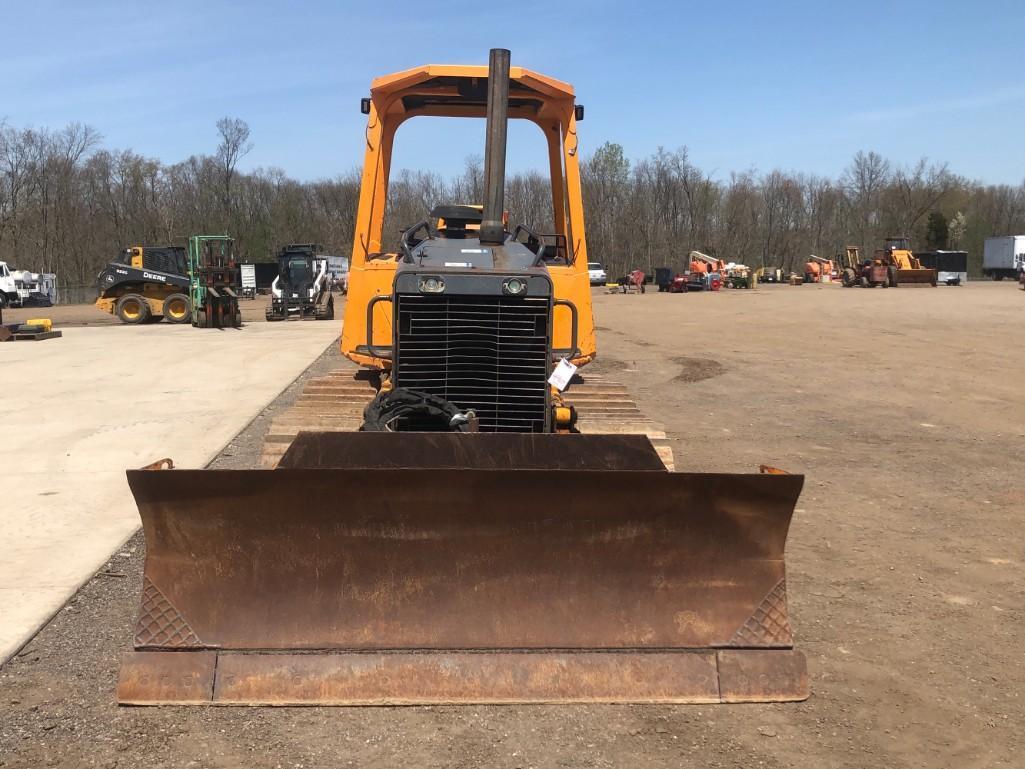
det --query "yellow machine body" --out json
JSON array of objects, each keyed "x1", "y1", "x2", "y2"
[
  {"x1": 340, "y1": 63, "x2": 596, "y2": 369},
  {"x1": 874, "y1": 237, "x2": 937, "y2": 286},
  {"x1": 94, "y1": 247, "x2": 166, "y2": 316},
  {"x1": 94, "y1": 245, "x2": 193, "y2": 323}
]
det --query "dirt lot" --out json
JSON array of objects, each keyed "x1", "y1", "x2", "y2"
[
  {"x1": 1, "y1": 294, "x2": 278, "y2": 328},
  {"x1": 1, "y1": 282, "x2": 1022, "y2": 769}
]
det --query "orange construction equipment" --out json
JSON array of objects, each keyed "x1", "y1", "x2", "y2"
[
  {"x1": 116, "y1": 49, "x2": 807, "y2": 707},
  {"x1": 841, "y1": 240, "x2": 937, "y2": 287},
  {"x1": 628, "y1": 269, "x2": 646, "y2": 292},
  {"x1": 689, "y1": 251, "x2": 725, "y2": 290},
  {"x1": 876, "y1": 236, "x2": 937, "y2": 286},
  {"x1": 840, "y1": 246, "x2": 883, "y2": 287},
  {"x1": 340, "y1": 54, "x2": 596, "y2": 367},
  {"x1": 840, "y1": 245, "x2": 889, "y2": 287},
  {"x1": 804, "y1": 255, "x2": 834, "y2": 283},
  {"x1": 690, "y1": 250, "x2": 725, "y2": 275}
]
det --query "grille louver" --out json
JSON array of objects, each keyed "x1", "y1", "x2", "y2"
[{"x1": 395, "y1": 294, "x2": 550, "y2": 432}]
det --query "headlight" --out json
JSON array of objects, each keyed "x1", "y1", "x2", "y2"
[
  {"x1": 503, "y1": 277, "x2": 527, "y2": 295},
  {"x1": 419, "y1": 276, "x2": 445, "y2": 293}
]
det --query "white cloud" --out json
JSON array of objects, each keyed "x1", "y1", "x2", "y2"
[{"x1": 849, "y1": 86, "x2": 1025, "y2": 122}]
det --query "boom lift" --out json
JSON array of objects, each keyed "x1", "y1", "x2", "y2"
[
  {"x1": 117, "y1": 50, "x2": 807, "y2": 706},
  {"x1": 803, "y1": 255, "x2": 835, "y2": 283},
  {"x1": 690, "y1": 250, "x2": 725, "y2": 275}
]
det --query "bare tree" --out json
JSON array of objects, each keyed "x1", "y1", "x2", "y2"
[
  {"x1": 887, "y1": 158, "x2": 957, "y2": 235},
  {"x1": 5, "y1": 115, "x2": 1024, "y2": 296},
  {"x1": 842, "y1": 150, "x2": 891, "y2": 254},
  {"x1": 215, "y1": 117, "x2": 253, "y2": 215}
]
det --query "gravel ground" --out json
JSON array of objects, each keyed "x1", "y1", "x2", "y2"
[{"x1": 1, "y1": 283, "x2": 1022, "y2": 769}]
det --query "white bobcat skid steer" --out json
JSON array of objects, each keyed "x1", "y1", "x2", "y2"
[{"x1": 266, "y1": 246, "x2": 334, "y2": 321}]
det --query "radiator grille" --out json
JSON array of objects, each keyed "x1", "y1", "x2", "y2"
[{"x1": 394, "y1": 294, "x2": 550, "y2": 432}]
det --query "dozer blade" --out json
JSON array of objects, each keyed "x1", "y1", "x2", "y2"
[{"x1": 118, "y1": 433, "x2": 807, "y2": 705}]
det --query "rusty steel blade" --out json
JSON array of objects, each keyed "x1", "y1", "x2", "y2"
[
  {"x1": 278, "y1": 431, "x2": 669, "y2": 471},
  {"x1": 126, "y1": 470, "x2": 802, "y2": 650},
  {"x1": 118, "y1": 648, "x2": 809, "y2": 705},
  {"x1": 120, "y1": 433, "x2": 807, "y2": 704},
  {"x1": 896, "y1": 269, "x2": 937, "y2": 285}
]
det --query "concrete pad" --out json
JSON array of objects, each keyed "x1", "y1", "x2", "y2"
[{"x1": 0, "y1": 322, "x2": 340, "y2": 662}]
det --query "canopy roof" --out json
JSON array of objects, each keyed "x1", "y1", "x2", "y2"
[{"x1": 370, "y1": 64, "x2": 576, "y2": 121}]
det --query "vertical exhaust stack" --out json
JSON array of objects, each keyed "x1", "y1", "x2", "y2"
[{"x1": 479, "y1": 48, "x2": 510, "y2": 245}]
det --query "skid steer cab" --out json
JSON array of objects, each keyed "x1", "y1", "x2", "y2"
[{"x1": 266, "y1": 243, "x2": 335, "y2": 321}]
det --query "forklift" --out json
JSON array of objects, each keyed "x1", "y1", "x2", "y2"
[{"x1": 189, "y1": 235, "x2": 242, "y2": 327}]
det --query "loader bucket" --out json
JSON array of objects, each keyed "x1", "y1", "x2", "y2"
[
  {"x1": 896, "y1": 268, "x2": 937, "y2": 286},
  {"x1": 117, "y1": 432, "x2": 807, "y2": 705}
]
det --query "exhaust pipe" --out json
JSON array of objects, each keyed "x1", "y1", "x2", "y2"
[{"x1": 479, "y1": 48, "x2": 510, "y2": 245}]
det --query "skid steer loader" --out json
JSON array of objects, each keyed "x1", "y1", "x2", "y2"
[
  {"x1": 94, "y1": 245, "x2": 192, "y2": 324},
  {"x1": 118, "y1": 50, "x2": 807, "y2": 706},
  {"x1": 265, "y1": 243, "x2": 335, "y2": 321}
]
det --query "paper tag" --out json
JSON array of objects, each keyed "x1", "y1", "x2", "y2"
[
  {"x1": 444, "y1": 262, "x2": 471, "y2": 267},
  {"x1": 547, "y1": 358, "x2": 578, "y2": 391}
]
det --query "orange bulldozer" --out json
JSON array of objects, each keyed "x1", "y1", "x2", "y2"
[{"x1": 116, "y1": 50, "x2": 808, "y2": 706}]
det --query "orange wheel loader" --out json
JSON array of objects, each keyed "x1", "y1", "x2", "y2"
[
  {"x1": 116, "y1": 50, "x2": 808, "y2": 706},
  {"x1": 877, "y1": 236, "x2": 937, "y2": 287}
]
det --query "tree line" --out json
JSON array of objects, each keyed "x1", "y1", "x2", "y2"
[{"x1": 1, "y1": 117, "x2": 1023, "y2": 299}]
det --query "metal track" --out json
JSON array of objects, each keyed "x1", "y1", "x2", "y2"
[
  {"x1": 259, "y1": 365, "x2": 378, "y2": 468},
  {"x1": 562, "y1": 373, "x2": 675, "y2": 470},
  {"x1": 260, "y1": 367, "x2": 673, "y2": 470}
]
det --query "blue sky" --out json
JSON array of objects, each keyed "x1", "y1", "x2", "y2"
[{"x1": 2, "y1": 0, "x2": 1023, "y2": 184}]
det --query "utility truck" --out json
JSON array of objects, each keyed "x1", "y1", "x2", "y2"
[{"x1": 0, "y1": 262, "x2": 19, "y2": 308}]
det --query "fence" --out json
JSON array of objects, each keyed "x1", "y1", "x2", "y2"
[{"x1": 50, "y1": 284, "x2": 98, "y2": 306}]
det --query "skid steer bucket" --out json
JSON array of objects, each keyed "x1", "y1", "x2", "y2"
[{"x1": 118, "y1": 433, "x2": 807, "y2": 705}]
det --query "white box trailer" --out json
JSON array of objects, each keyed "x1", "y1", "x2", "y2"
[
  {"x1": 983, "y1": 236, "x2": 1025, "y2": 280},
  {"x1": 325, "y1": 255, "x2": 349, "y2": 294},
  {"x1": 239, "y1": 263, "x2": 257, "y2": 298}
]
